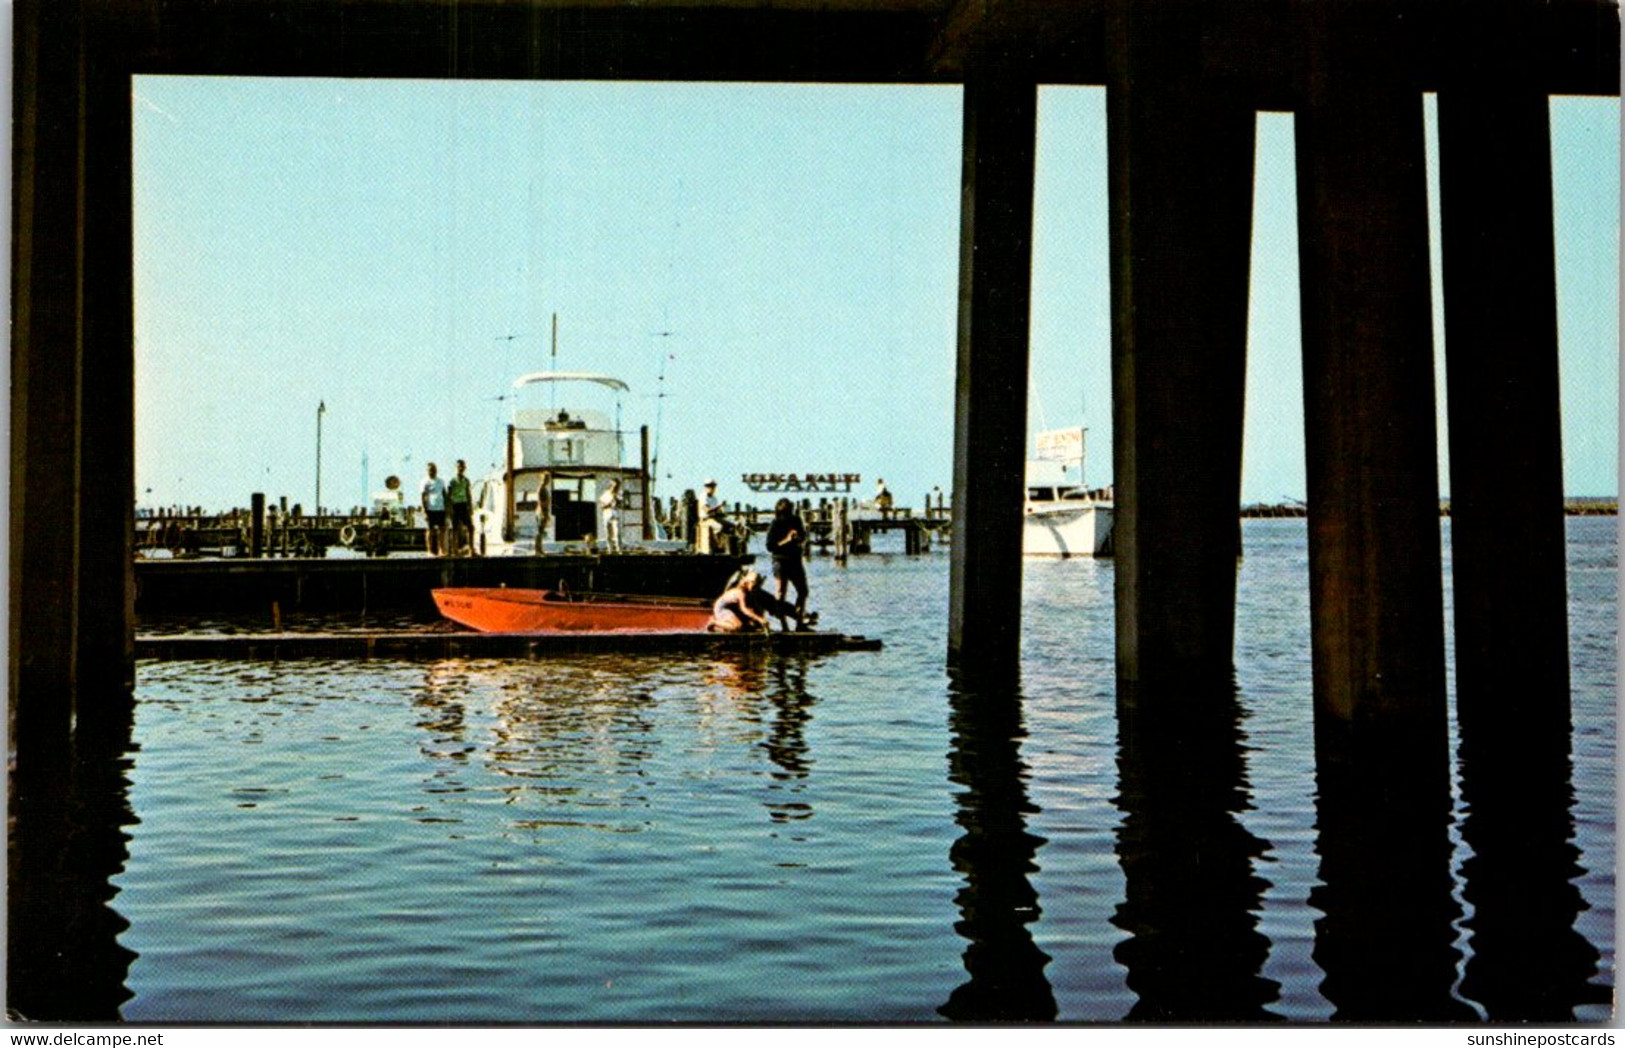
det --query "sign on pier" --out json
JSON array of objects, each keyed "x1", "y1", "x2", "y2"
[{"x1": 741, "y1": 472, "x2": 861, "y2": 493}]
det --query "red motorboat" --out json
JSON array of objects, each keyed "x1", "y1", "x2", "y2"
[{"x1": 432, "y1": 587, "x2": 714, "y2": 633}]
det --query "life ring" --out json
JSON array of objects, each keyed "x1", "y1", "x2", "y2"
[{"x1": 339, "y1": 523, "x2": 357, "y2": 547}]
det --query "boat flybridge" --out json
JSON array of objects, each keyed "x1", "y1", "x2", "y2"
[{"x1": 473, "y1": 371, "x2": 684, "y2": 555}]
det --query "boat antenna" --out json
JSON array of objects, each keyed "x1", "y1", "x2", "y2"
[
  {"x1": 650, "y1": 326, "x2": 676, "y2": 481},
  {"x1": 492, "y1": 332, "x2": 526, "y2": 466},
  {"x1": 1030, "y1": 376, "x2": 1050, "y2": 455},
  {"x1": 550, "y1": 312, "x2": 559, "y2": 412}
]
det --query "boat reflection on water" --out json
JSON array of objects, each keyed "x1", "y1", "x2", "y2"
[
  {"x1": 938, "y1": 670, "x2": 1058, "y2": 1021},
  {"x1": 407, "y1": 654, "x2": 825, "y2": 832},
  {"x1": 1111, "y1": 679, "x2": 1281, "y2": 1022}
]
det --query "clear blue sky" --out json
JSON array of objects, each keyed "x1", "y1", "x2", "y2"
[{"x1": 132, "y1": 77, "x2": 1618, "y2": 512}]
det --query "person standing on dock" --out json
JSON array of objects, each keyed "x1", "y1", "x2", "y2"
[
  {"x1": 874, "y1": 478, "x2": 894, "y2": 520},
  {"x1": 767, "y1": 497, "x2": 812, "y2": 630},
  {"x1": 446, "y1": 460, "x2": 474, "y2": 557},
  {"x1": 599, "y1": 478, "x2": 623, "y2": 553},
  {"x1": 421, "y1": 462, "x2": 448, "y2": 556},
  {"x1": 699, "y1": 478, "x2": 729, "y2": 554}
]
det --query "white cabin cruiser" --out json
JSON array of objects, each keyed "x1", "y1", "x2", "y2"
[
  {"x1": 1024, "y1": 426, "x2": 1115, "y2": 558},
  {"x1": 473, "y1": 371, "x2": 684, "y2": 555}
]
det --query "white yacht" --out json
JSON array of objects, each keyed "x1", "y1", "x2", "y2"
[
  {"x1": 1024, "y1": 426, "x2": 1115, "y2": 558},
  {"x1": 472, "y1": 371, "x2": 684, "y2": 555}
]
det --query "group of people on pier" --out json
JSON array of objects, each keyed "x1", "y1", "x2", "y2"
[
  {"x1": 709, "y1": 496, "x2": 816, "y2": 633},
  {"x1": 419, "y1": 460, "x2": 475, "y2": 557}
]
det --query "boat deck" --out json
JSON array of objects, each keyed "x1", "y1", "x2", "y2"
[{"x1": 136, "y1": 629, "x2": 882, "y2": 660}]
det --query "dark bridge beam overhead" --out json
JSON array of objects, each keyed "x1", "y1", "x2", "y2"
[
  {"x1": 120, "y1": 0, "x2": 953, "y2": 81},
  {"x1": 927, "y1": 0, "x2": 1617, "y2": 94},
  {"x1": 93, "y1": 0, "x2": 1620, "y2": 92}
]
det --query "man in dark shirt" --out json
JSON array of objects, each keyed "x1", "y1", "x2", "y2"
[{"x1": 765, "y1": 498, "x2": 812, "y2": 630}]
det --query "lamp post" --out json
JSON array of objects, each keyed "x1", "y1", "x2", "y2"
[{"x1": 315, "y1": 400, "x2": 326, "y2": 520}]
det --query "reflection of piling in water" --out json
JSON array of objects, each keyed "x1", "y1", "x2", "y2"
[
  {"x1": 1112, "y1": 681, "x2": 1280, "y2": 1022},
  {"x1": 1310, "y1": 730, "x2": 1476, "y2": 1021},
  {"x1": 1455, "y1": 709, "x2": 1607, "y2": 1019},
  {"x1": 938, "y1": 671, "x2": 1056, "y2": 1022},
  {"x1": 8, "y1": 692, "x2": 140, "y2": 1020}
]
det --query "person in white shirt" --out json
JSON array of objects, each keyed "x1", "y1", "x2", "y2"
[
  {"x1": 599, "y1": 479, "x2": 623, "y2": 552},
  {"x1": 421, "y1": 462, "x2": 448, "y2": 556},
  {"x1": 698, "y1": 478, "x2": 728, "y2": 554}
]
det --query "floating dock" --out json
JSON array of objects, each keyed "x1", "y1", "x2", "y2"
[
  {"x1": 134, "y1": 552, "x2": 748, "y2": 615},
  {"x1": 136, "y1": 629, "x2": 882, "y2": 660}
]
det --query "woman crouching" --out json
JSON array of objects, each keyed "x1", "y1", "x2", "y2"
[{"x1": 708, "y1": 570, "x2": 772, "y2": 633}]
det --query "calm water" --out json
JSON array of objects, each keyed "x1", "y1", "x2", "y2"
[{"x1": 108, "y1": 518, "x2": 1616, "y2": 1023}]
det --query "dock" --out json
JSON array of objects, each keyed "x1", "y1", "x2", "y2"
[
  {"x1": 136, "y1": 629, "x2": 882, "y2": 660},
  {"x1": 719, "y1": 495, "x2": 952, "y2": 557},
  {"x1": 134, "y1": 552, "x2": 748, "y2": 615}
]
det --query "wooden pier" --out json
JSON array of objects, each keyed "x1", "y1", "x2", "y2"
[
  {"x1": 719, "y1": 494, "x2": 952, "y2": 558},
  {"x1": 136, "y1": 628, "x2": 882, "y2": 660},
  {"x1": 134, "y1": 552, "x2": 748, "y2": 615}
]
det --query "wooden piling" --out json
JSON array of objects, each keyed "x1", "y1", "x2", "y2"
[
  {"x1": 947, "y1": 68, "x2": 1036, "y2": 675},
  {"x1": 1438, "y1": 42, "x2": 1571, "y2": 751},
  {"x1": 1107, "y1": 3, "x2": 1254, "y2": 695},
  {"x1": 640, "y1": 425, "x2": 653, "y2": 540},
  {"x1": 1297, "y1": 22, "x2": 1447, "y2": 761},
  {"x1": 250, "y1": 493, "x2": 265, "y2": 558}
]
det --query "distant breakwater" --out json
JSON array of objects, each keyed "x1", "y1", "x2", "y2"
[{"x1": 1241, "y1": 499, "x2": 1617, "y2": 519}]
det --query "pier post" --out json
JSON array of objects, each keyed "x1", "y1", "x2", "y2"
[
  {"x1": 947, "y1": 66, "x2": 1037, "y2": 674},
  {"x1": 1439, "y1": 16, "x2": 1594, "y2": 1019},
  {"x1": 77, "y1": 39, "x2": 137, "y2": 705},
  {"x1": 682, "y1": 490, "x2": 699, "y2": 549},
  {"x1": 250, "y1": 493, "x2": 266, "y2": 557},
  {"x1": 9, "y1": 2, "x2": 141, "y2": 1018},
  {"x1": 640, "y1": 425, "x2": 653, "y2": 540},
  {"x1": 1295, "y1": 19, "x2": 1447, "y2": 765},
  {"x1": 11, "y1": 0, "x2": 84, "y2": 798},
  {"x1": 1105, "y1": 4, "x2": 1256, "y2": 696},
  {"x1": 1437, "y1": 19, "x2": 1570, "y2": 753}
]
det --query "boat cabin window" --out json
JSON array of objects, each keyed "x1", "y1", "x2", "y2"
[{"x1": 1028, "y1": 486, "x2": 1055, "y2": 502}]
